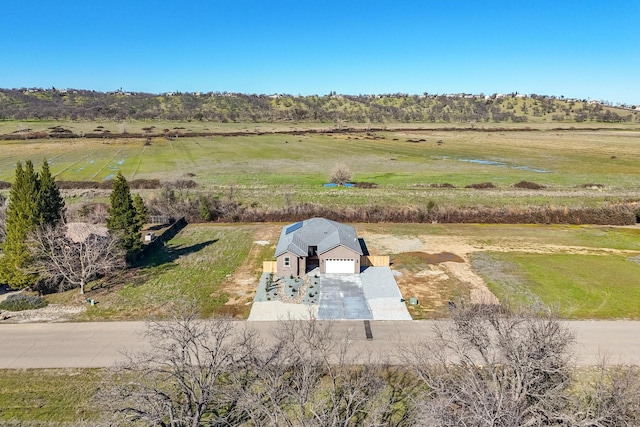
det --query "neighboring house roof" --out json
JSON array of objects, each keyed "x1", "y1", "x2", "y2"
[
  {"x1": 65, "y1": 222, "x2": 109, "y2": 243},
  {"x1": 275, "y1": 218, "x2": 363, "y2": 257}
]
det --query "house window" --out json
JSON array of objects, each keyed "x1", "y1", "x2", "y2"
[
  {"x1": 308, "y1": 246, "x2": 318, "y2": 256},
  {"x1": 284, "y1": 257, "x2": 290, "y2": 267}
]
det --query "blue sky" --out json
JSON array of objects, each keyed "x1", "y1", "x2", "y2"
[{"x1": 1, "y1": 0, "x2": 638, "y2": 104}]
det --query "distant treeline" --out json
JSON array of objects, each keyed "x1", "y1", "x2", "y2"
[{"x1": 0, "y1": 88, "x2": 637, "y2": 124}]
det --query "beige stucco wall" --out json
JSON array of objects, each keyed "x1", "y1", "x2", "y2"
[
  {"x1": 319, "y1": 245, "x2": 361, "y2": 274},
  {"x1": 277, "y1": 252, "x2": 299, "y2": 277},
  {"x1": 277, "y1": 246, "x2": 361, "y2": 276},
  {"x1": 276, "y1": 252, "x2": 309, "y2": 277}
]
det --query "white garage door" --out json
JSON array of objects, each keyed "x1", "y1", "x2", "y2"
[{"x1": 325, "y1": 259, "x2": 355, "y2": 274}]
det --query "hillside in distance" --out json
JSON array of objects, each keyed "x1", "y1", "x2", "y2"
[{"x1": 0, "y1": 88, "x2": 638, "y2": 124}]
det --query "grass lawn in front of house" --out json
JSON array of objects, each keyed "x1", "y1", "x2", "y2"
[
  {"x1": 75, "y1": 224, "x2": 252, "y2": 320},
  {"x1": 472, "y1": 252, "x2": 640, "y2": 318}
]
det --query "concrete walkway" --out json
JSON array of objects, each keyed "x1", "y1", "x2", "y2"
[
  {"x1": 361, "y1": 267, "x2": 412, "y2": 320},
  {"x1": 1, "y1": 320, "x2": 640, "y2": 368}
]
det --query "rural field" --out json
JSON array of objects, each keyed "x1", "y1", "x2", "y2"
[
  {"x1": 359, "y1": 223, "x2": 640, "y2": 319},
  {"x1": 0, "y1": 122, "x2": 639, "y2": 211},
  {"x1": 3, "y1": 123, "x2": 639, "y2": 426}
]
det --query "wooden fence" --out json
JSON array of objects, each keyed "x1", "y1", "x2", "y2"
[
  {"x1": 140, "y1": 217, "x2": 187, "y2": 258},
  {"x1": 263, "y1": 261, "x2": 277, "y2": 273},
  {"x1": 361, "y1": 255, "x2": 390, "y2": 267}
]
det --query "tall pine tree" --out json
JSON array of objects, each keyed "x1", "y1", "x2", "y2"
[
  {"x1": 38, "y1": 159, "x2": 65, "y2": 226},
  {"x1": 132, "y1": 194, "x2": 148, "y2": 232},
  {"x1": 0, "y1": 161, "x2": 41, "y2": 288},
  {"x1": 107, "y1": 172, "x2": 141, "y2": 261}
]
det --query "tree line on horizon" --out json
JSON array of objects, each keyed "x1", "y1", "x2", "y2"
[{"x1": 0, "y1": 88, "x2": 636, "y2": 124}]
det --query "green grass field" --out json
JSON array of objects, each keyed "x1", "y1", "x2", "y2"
[
  {"x1": 1, "y1": 125, "x2": 639, "y2": 209},
  {"x1": 62, "y1": 224, "x2": 253, "y2": 320},
  {"x1": 40, "y1": 222, "x2": 640, "y2": 321},
  {"x1": 473, "y1": 251, "x2": 640, "y2": 318},
  {"x1": 2, "y1": 122, "x2": 640, "y2": 321},
  {"x1": 0, "y1": 369, "x2": 102, "y2": 423},
  {"x1": 360, "y1": 222, "x2": 640, "y2": 250},
  {"x1": 358, "y1": 223, "x2": 640, "y2": 319}
]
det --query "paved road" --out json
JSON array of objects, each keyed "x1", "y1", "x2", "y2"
[{"x1": 1, "y1": 320, "x2": 640, "y2": 368}]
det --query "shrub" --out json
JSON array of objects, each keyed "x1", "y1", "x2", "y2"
[
  {"x1": 0, "y1": 294, "x2": 48, "y2": 311},
  {"x1": 329, "y1": 163, "x2": 353, "y2": 186},
  {"x1": 129, "y1": 179, "x2": 162, "y2": 189},
  {"x1": 465, "y1": 182, "x2": 496, "y2": 189},
  {"x1": 513, "y1": 180, "x2": 546, "y2": 190},
  {"x1": 56, "y1": 179, "x2": 162, "y2": 190}
]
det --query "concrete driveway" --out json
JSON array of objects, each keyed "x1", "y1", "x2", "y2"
[
  {"x1": 361, "y1": 267, "x2": 412, "y2": 320},
  {"x1": 317, "y1": 267, "x2": 411, "y2": 320},
  {"x1": 317, "y1": 274, "x2": 373, "y2": 320}
]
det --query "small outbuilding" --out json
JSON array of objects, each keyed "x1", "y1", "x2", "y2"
[{"x1": 274, "y1": 218, "x2": 363, "y2": 276}]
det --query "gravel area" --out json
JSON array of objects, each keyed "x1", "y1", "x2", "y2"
[
  {"x1": 254, "y1": 273, "x2": 320, "y2": 305},
  {"x1": 0, "y1": 304, "x2": 86, "y2": 323}
]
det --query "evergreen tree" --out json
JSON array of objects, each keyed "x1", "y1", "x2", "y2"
[
  {"x1": 107, "y1": 172, "x2": 141, "y2": 260},
  {"x1": 38, "y1": 159, "x2": 65, "y2": 226},
  {"x1": 0, "y1": 161, "x2": 40, "y2": 288},
  {"x1": 132, "y1": 193, "x2": 148, "y2": 231}
]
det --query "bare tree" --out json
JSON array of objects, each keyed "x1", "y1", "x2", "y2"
[
  {"x1": 563, "y1": 362, "x2": 640, "y2": 426},
  {"x1": 96, "y1": 301, "x2": 640, "y2": 427},
  {"x1": 99, "y1": 311, "x2": 407, "y2": 427},
  {"x1": 404, "y1": 304, "x2": 574, "y2": 426},
  {"x1": 329, "y1": 163, "x2": 353, "y2": 186},
  {"x1": 228, "y1": 317, "x2": 408, "y2": 427},
  {"x1": 100, "y1": 307, "x2": 261, "y2": 427},
  {"x1": 27, "y1": 223, "x2": 125, "y2": 294}
]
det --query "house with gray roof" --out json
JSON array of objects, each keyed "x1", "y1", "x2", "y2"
[{"x1": 275, "y1": 218, "x2": 363, "y2": 276}]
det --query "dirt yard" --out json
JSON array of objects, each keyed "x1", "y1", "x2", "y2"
[
  {"x1": 358, "y1": 232, "x2": 499, "y2": 318},
  {"x1": 219, "y1": 224, "x2": 281, "y2": 318},
  {"x1": 357, "y1": 226, "x2": 640, "y2": 319}
]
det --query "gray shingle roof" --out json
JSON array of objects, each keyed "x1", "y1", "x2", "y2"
[{"x1": 275, "y1": 218, "x2": 363, "y2": 257}]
